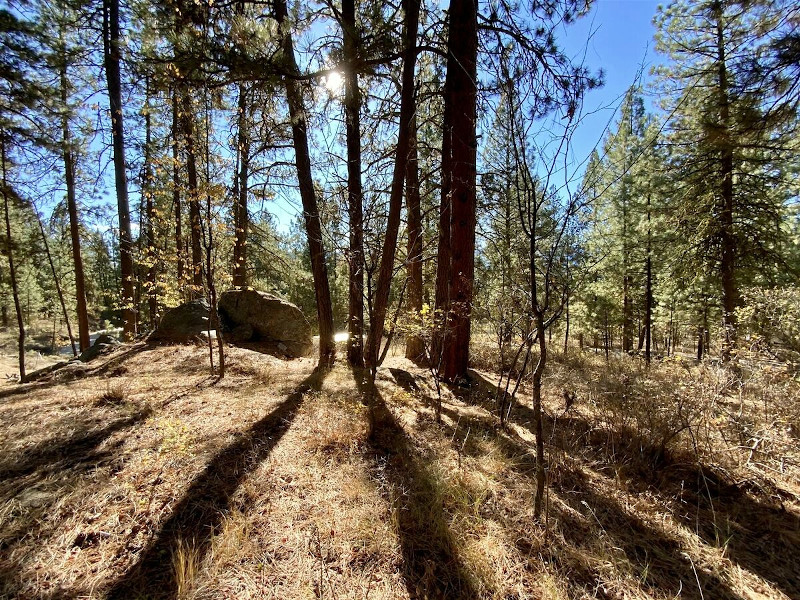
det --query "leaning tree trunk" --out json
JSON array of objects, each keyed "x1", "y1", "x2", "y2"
[
  {"x1": 343, "y1": 0, "x2": 364, "y2": 367},
  {"x1": 35, "y1": 210, "x2": 77, "y2": 356},
  {"x1": 1, "y1": 138, "x2": 25, "y2": 381},
  {"x1": 274, "y1": 0, "x2": 336, "y2": 367},
  {"x1": 363, "y1": 0, "x2": 420, "y2": 378},
  {"x1": 102, "y1": 0, "x2": 136, "y2": 340},
  {"x1": 440, "y1": 0, "x2": 478, "y2": 382}
]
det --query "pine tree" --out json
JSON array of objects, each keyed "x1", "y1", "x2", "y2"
[{"x1": 655, "y1": 0, "x2": 799, "y2": 360}]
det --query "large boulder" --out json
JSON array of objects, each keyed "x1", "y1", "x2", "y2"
[
  {"x1": 150, "y1": 299, "x2": 211, "y2": 343},
  {"x1": 79, "y1": 333, "x2": 121, "y2": 362},
  {"x1": 218, "y1": 289, "x2": 312, "y2": 357}
]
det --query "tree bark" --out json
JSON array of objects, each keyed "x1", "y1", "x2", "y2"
[
  {"x1": 232, "y1": 79, "x2": 250, "y2": 286},
  {"x1": 102, "y1": 0, "x2": 136, "y2": 339},
  {"x1": 405, "y1": 112, "x2": 425, "y2": 362},
  {"x1": 172, "y1": 91, "x2": 185, "y2": 291},
  {"x1": 179, "y1": 92, "x2": 204, "y2": 295},
  {"x1": 143, "y1": 82, "x2": 158, "y2": 328},
  {"x1": 440, "y1": 0, "x2": 478, "y2": 381},
  {"x1": 715, "y1": 3, "x2": 738, "y2": 362},
  {"x1": 1, "y1": 138, "x2": 25, "y2": 381},
  {"x1": 274, "y1": 0, "x2": 336, "y2": 367},
  {"x1": 363, "y1": 0, "x2": 420, "y2": 375},
  {"x1": 343, "y1": 0, "x2": 364, "y2": 367},
  {"x1": 59, "y1": 31, "x2": 90, "y2": 352},
  {"x1": 432, "y1": 21, "x2": 454, "y2": 366}
]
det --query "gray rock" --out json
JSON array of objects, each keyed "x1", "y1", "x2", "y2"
[
  {"x1": 79, "y1": 333, "x2": 121, "y2": 362},
  {"x1": 218, "y1": 289, "x2": 312, "y2": 357},
  {"x1": 228, "y1": 323, "x2": 254, "y2": 343},
  {"x1": 150, "y1": 299, "x2": 211, "y2": 343}
]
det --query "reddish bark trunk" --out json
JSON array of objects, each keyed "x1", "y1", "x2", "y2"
[
  {"x1": 103, "y1": 0, "x2": 136, "y2": 339},
  {"x1": 440, "y1": 0, "x2": 478, "y2": 382}
]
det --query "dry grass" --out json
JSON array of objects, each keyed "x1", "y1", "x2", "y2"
[{"x1": 0, "y1": 339, "x2": 798, "y2": 599}]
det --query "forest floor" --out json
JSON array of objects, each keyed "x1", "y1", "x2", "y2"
[{"x1": 0, "y1": 339, "x2": 799, "y2": 599}]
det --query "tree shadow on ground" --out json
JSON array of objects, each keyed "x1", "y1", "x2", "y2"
[
  {"x1": 389, "y1": 367, "x2": 750, "y2": 599},
  {"x1": 0, "y1": 406, "x2": 151, "y2": 485},
  {"x1": 104, "y1": 367, "x2": 326, "y2": 600},
  {"x1": 0, "y1": 343, "x2": 155, "y2": 403},
  {"x1": 0, "y1": 404, "x2": 153, "y2": 570},
  {"x1": 467, "y1": 368, "x2": 800, "y2": 600},
  {"x1": 356, "y1": 370, "x2": 477, "y2": 599}
]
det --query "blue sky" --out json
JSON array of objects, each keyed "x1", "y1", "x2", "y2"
[
  {"x1": 268, "y1": 1, "x2": 666, "y2": 231},
  {"x1": 557, "y1": 0, "x2": 662, "y2": 178}
]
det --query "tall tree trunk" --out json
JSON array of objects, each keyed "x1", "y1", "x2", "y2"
[
  {"x1": 232, "y1": 82, "x2": 250, "y2": 288},
  {"x1": 143, "y1": 81, "x2": 158, "y2": 328},
  {"x1": 102, "y1": 0, "x2": 136, "y2": 340},
  {"x1": 563, "y1": 294, "x2": 570, "y2": 355},
  {"x1": 405, "y1": 112, "x2": 424, "y2": 362},
  {"x1": 363, "y1": 0, "x2": 420, "y2": 378},
  {"x1": 440, "y1": 0, "x2": 478, "y2": 381},
  {"x1": 645, "y1": 193, "x2": 652, "y2": 366},
  {"x1": 274, "y1": 0, "x2": 336, "y2": 367},
  {"x1": 532, "y1": 311, "x2": 547, "y2": 518},
  {"x1": 180, "y1": 92, "x2": 204, "y2": 295},
  {"x1": 172, "y1": 91, "x2": 185, "y2": 291},
  {"x1": 432, "y1": 40, "x2": 454, "y2": 365},
  {"x1": 59, "y1": 30, "x2": 90, "y2": 352},
  {"x1": 1, "y1": 138, "x2": 25, "y2": 381},
  {"x1": 715, "y1": 4, "x2": 738, "y2": 362},
  {"x1": 622, "y1": 193, "x2": 632, "y2": 354},
  {"x1": 343, "y1": 0, "x2": 364, "y2": 367}
]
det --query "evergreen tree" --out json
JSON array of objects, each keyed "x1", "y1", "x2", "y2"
[{"x1": 655, "y1": 0, "x2": 799, "y2": 360}]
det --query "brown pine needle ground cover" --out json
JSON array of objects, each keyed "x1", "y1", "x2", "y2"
[{"x1": 0, "y1": 341, "x2": 799, "y2": 599}]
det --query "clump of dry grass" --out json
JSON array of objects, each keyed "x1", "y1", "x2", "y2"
[
  {"x1": 172, "y1": 537, "x2": 200, "y2": 599},
  {"x1": 94, "y1": 383, "x2": 127, "y2": 406}
]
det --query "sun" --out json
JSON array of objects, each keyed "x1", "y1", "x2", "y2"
[{"x1": 324, "y1": 71, "x2": 343, "y2": 93}]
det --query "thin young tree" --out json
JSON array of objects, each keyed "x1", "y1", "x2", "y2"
[
  {"x1": 0, "y1": 137, "x2": 26, "y2": 381},
  {"x1": 52, "y1": 9, "x2": 91, "y2": 351}
]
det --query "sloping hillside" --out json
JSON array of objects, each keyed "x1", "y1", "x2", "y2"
[{"x1": 1, "y1": 343, "x2": 798, "y2": 599}]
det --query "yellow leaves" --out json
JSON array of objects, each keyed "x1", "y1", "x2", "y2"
[{"x1": 154, "y1": 416, "x2": 193, "y2": 457}]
